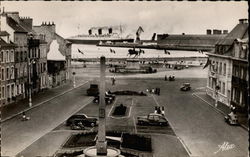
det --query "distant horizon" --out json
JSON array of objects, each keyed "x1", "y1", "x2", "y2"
[{"x1": 1, "y1": 1, "x2": 248, "y2": 39}]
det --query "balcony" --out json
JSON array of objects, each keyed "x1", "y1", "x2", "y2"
[
  {"x1": 209, "y1": 71, "x2": 217, "y2": 78},
  {"x1": 232, "y1": 76, "x2": 248, "y2": 87}
]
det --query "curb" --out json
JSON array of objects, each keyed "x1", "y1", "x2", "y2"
[
  {"x1": 1, "y1": 81, "x2": 89, "y2": 123},
  {"x1": 192, "y1": 93, "x2": 249, "y2": 131}
]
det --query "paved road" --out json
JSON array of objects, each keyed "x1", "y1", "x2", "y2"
[
  {"x1": 2, "y1": 67, "x2": 247, "y2": 157},
  {"x1": 1, "y1": 82, "x2": 92, "y2": 156},
  {"x1": 151, "y1": 79, "x2": 248, "y2": 157}
]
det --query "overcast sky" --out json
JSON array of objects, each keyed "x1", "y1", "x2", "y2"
[{"x1": 1, "y1": 1, "x2": 248, "y2": 39}]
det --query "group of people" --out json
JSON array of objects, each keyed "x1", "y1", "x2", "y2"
[
  {"x1": 165, "y1": 75, "x2": 175, "y2": 81},
  {"x1": 146, "y1": 88, "x2": 161, "y2": 95},
  {"x1": 154, "y1": 106, "x2": 165, "y2": 115}
]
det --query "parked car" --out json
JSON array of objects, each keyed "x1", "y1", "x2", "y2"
[
  {"x1": 93, "y1": 95, "x2": 113, "y2": 104},
  {"x1": 87, "y1": 84, "x2": 99, "y2": 96},
  {"x1": 105, "y1": 91, "x2": 116, "y2": 100},
  {"x1": 70, "y1": 121, "x2": 85, "y2": 130},
  {"x1": 66, "y1": 114, "x2": 98, "y2": 127},
  {"x1": 224, "y1": 113, "x2": 239, "y2": 125},
  {"x1": 137, "y1": 113, "x2": 168, "y2": 126},
  {"x1": 180, "y1": 83, "x2": 191, "y2": 91}
]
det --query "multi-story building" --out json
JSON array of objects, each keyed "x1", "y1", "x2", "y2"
[
  {"x1": 0, "y1": 12, "x2": 28, "y2": 102},
  {"x1": 206, "y1": 19, "x2": 248, "y2": 113},
  {"x1": 33, "y1": 22, "x2": 72, "y2": 87},
  {"x1": 0, "y1": 31, "x2": 16, "y2": 106},
  {"x1": 1, "y1": 11, "x2": 49, "y2": 105},
  {"x1": 231, "y1": 38, "x2": 249, "y2": 113}
]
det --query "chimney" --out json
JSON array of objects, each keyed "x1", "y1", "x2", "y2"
[
  {"x1": 206, "y1": 29, "x2": 212, "y2": 35},
  {"x1": 20, "y1": 17, "x2": 33, "y2": 30},
  {"x1": 223, "y1": 30, "x2": 228, "y2": 34},
  {"x1": 239, "y1": 19, "x2": 248, "y2": 24}
]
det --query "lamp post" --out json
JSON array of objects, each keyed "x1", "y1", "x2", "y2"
[
  {"x1": 28, "y1": 58, "x2": 35, "y2": 107},
  {"x1": 72, "y1": 71, "x2": 76, "y2": 88}
]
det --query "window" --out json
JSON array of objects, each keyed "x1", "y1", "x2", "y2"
[
  {"x1": 20, "y1": 51, "x2": 23, "y2": 62},
  {"x1": 11, "y1": 66, "x2": 14, "y2": 79},
  {"x1": 223, "y1": 63, "x2": 226, "y2": 75},
  {"x1": 10, "y1": 50, "x2": 14, "y2": 62},
  {"x1": 6, "y1": 67, "x2": 9, "y2": 80},
  {"x1": 7, "y1": 85, "x2": 10, "y2": 98},
  {"x1": 219, "y1": 62, "x2": 222, "y2": 74},
  {"x1": 1, "y1": 68, "x2": 5, "y2": 80},
  {"x1": 222, "y1": 82, "x2": 225, "y2": 95},
  {"x1": 2, "y1": 86, "x2": 5, "y2": 99},
  {"x1": 11, "y1": 84, "x2": 14, "y2": 97},
  {"x1": 6, "y1": 50, "x2": 9, "y2": 62},
  {"x1": 218, "y1": 81, "x2": 221, "y2": 93},
  {"x1": 0, "y1": 50, "x2": 3, "y2": 63},
  {"x1": 16, "y1": 84, "x2": 19, "y2": 95}
]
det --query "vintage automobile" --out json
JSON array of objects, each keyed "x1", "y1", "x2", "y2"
[
  {"x1": 224, "y1": 112, "x2": 239, "y2": 125},
  {"x1": 93, "y1": 95, "x2": 114, "y2": 104},
  {"x1": 70, "y1": 121, "x2": 85, "y2": 130},
  {"x1": 87, "y1": 84, "x2": 99, "y2": 96},
  {"x1": 180, "y1": 83, "x2": 191, "y2": 91},
  {"x1": 137, "y1": 113, "x2": 168, "y2": 126},
  {"x1": 66, "y1": 114, "x2": 98, "y2": 127}
]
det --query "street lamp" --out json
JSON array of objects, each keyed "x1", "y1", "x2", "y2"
[
  {"x1": 72, "y1": 71, "x2": 76, "y2": 88},
  {"x1": 215, "y1": 85, "x2": 220, "y2": 108},
  {"x1": 28, "y1": 58, "x2": 36, "y2": 107}
]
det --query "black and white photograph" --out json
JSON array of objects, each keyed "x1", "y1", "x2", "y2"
[{"x1": 0, "y1": 1, "x2": 248, "y2": 157}]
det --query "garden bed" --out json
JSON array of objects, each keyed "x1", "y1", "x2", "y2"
[
  {"x1": 62, "y1": 131, "x2": 152, "y2": 153},
  {"x1": 112, "y1": 104, "x2": 127, "y2": 116}
]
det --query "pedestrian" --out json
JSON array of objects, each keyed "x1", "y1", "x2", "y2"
[
  {"x1": 161, "y1": 106, "x2": 165, "y2": 115},
  {"x1": 165, "y1": 75, "x2": 167, "y2": 81},
  {"x1": 158, "y1": 88, "x2": 161, "y2": 95},
  {"x1": 154, "y1": 106, "x2": 158, "y2": 114},
  {"x1": 157, "y1": 107, "x2": 161, "y2": 114},
  {"x1": 112, "y1": 75, "x2": 116, "y2": 85}
]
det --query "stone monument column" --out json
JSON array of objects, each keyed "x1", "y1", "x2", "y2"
[{"x1": 96, "y1": 56, "x2": 107, "y2": 155}]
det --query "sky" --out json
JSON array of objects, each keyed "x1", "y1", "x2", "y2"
[{"x1": 1, "y1": 1, "x2": 248, "y2": 39}]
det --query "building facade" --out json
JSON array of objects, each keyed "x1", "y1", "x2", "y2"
[
  {"x1": 0, "y1": 31, "x2": 16, "y2": 106},
  {"x1": 231, "y1": 38, "x2": 249, "y2": 113},
  {"x1": 1, "y1": 12, "x2": 29, "y2": 102},
  {"x1": 33, "y1": 22, "x2": 72, "y2": 86},
  {"x1": 206, "y1": 19, "x2": 248, "y2": 113}
]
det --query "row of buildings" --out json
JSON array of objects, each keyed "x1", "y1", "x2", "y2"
[
  {"x1": 206, "y1": 19, "x2": 249, "y2": 114},
  {"x1": 0, "y1": 11, "x2": 72, "y2": 106}
]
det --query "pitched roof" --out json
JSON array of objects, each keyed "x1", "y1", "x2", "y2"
[
  {"x1": 0, "y1": 31, "x2": 10, "y2": 36},
  {"x1": 0, "y1": 38, "x2": 15, "y2": 47},
  {"x1": 217, "y1": 22, "x2": 248, "y2": 45},
  {"x1": 6, "y1": 16, "x2": 27, "y2": 33},
  {"x1": 55, "y1": 33, "x2": 72, "y2": 45}
]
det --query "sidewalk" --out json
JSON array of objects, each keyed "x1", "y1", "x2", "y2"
[
  {"x1": 193, "y1": 92, "x2": 248, "y2": 131},
  {"x1": 1, "y1": 80, "x2": 89, "y2": 122}
]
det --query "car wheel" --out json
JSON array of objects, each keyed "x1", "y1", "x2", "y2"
[{"x1": 90, "y1": 122, "x2": 95, "y2": 127}]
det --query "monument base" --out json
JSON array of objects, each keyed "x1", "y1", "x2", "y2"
[{"x1": 82, "y1": 146, "x2": 121, "y2": 157}]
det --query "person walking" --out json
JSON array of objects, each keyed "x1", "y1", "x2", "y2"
[
  {"x1": 161, "y1": 106, "x2": 165, "y2": 115},
  {"x1": 112, "y1": 75, "x2": 116, "y2": 85}
]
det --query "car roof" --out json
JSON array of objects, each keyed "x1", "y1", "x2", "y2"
[
  {"x1": 149, "y1": 113, "x2": 163, "y2": 116},
  {"x1": 72, "y1": 113, "x2": 87, "y2": 116}
]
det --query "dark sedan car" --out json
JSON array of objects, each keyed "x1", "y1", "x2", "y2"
[
  {"x1": 87, "y1": 84, "x2": 99, "y2": 96},
  {"x1": 66, "y1": 114, "x2": 98, "y2": 127},
  {"x1": 137, "y1": 113, "x2": 168, "y2": 126}
]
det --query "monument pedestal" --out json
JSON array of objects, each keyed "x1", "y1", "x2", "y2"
[{"x1": 83, "y1": 146, "x2": 121, "y2": 157}]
